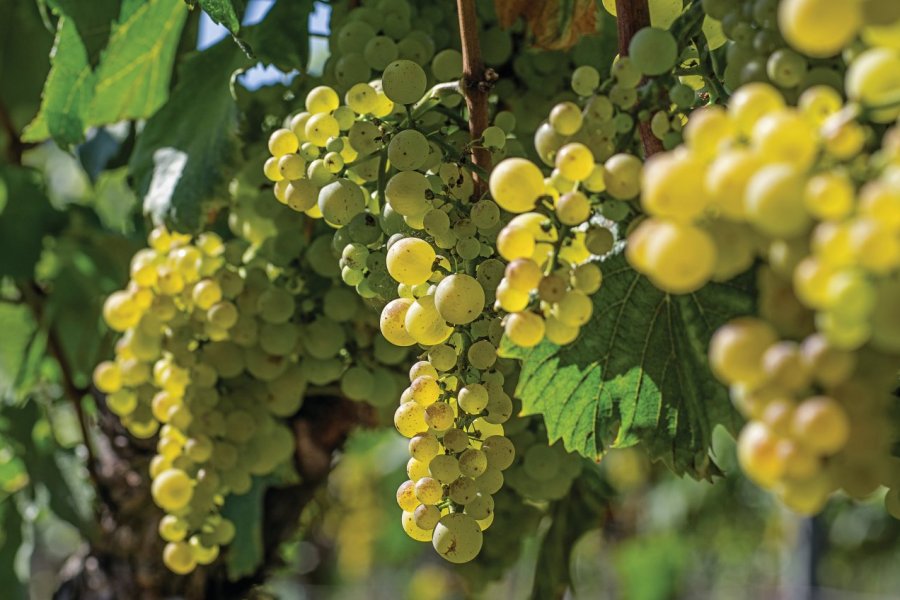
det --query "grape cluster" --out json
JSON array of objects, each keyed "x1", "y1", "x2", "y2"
[
  {"x1": 701, "y1": 0, "x2": 846, "y2": 93},
  {"x1": 620, "y1": 39, "x2": 900, "y2": 513},
  {"x1": 502, "y1": 415, "x2": 585, "y2": 502},
  {"x1": 94, "y1": 186, "x2": 409, "y2": 573}
]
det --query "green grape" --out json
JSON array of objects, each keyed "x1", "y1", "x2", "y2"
[
  {"x1": 494, "y1": 110, "x2": 516, "y2": 133},
  {"x1": 429, "y1": 454, "x2": 461, "y2": 483},
  {"x1": 258, "y1": 322, "x2": 299, "y2": 356},
  {"x1": 483, "y1": 390, "x2": 513, "y2": 424},
  {"x1": 434, "y1": 274, "x2": 486, "y2": 325},
  {"x1": 449, "y1": 476, "x2": 478, "y2": 504},
  {"x1": 467, "y1": 340, "x2": 497, "y2": 370},
  {"x1": 335, "y1": 53, "x2": 372, "y2": 88},
  {"x1": 336, "y1": 20, "x2": 375, "y2": 54},
  {"x1": 628, "y1": 27, "x2": 678, "y2": 76},
  {"x1": 340, "y1": 366, "x2": 375, "y2": 401},
  {"x1": 459, "y1": 448, "x2": 488, "y2": 478},
  {"x1": 482, "y1": 126, "x2": 507, "y2": 150},
  {"x1": 318, "y1": 178, "x2": 366, "y2": 226},
  {"x1": 471, "y1": 200, "x2": 500, "y2": 230},
  {"x1": 388, "y1": 129, "x2": 429, "y2": 171},
  {"x1": 414, "y1": 504, "x2": 441, "y2": 530},
  {"x1": 433, "y1": 513, "x2": 483, "y2": 563},
  {"x1": 382, "y1": 60, "x2": 427, "y2": 104},
  {"x1": 432, "y1": 48, "x2": 463, "y2": 80},
  {"x1": 364, "y1": 35, "x2": 399, "y2": 70},
  {"x1": 428, "y1": 344, "x2": 457, "y2": 371},
  {"x1": 767, "y1": 48, "x2": 808, "y2": 88},
  {"x1": 302, "y1": 317, "x2": 346, "y2": 359},
  {"x1": 482, "y1": 435, "x2": 515, "y2": 470},
  {"x1": 346, "y1": 212, "x2": 381, "y2": 244},
  {"x1": 385, "y1": 171, "x2": 430, "y2": 216},
  {"x1": 409, "y1": 433, "x2": 442, "y2": 462},
  {"x1": 348, "y1": 121, "x2": 382, "y2": 157},
  {"x1": 480, "y1": 27, "x2": 513, "y2": 65},
  {"x1": 571, "y1": 65, "x2": 601, "y2": 96}
]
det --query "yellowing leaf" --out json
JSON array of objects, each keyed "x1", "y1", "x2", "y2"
[{"x1": 495, "y1": 0, "x2": 597, "y2": 50}]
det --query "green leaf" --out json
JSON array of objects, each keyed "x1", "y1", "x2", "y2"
[
  {"x1": 129, "y1": 40, "x2": 249, "y2": 230},
  {"x1": 86, "y1": 0, "x2": 189, "y2": 124},
  {"x1": 0, "y1": 165, "x2": 66, "y2": 280},
  {"x1": 0, "y1": 2, "x2": 54, "y2": 131},
  {"x1": 0, "y1": 305, "x2": 37, "y2": 399},
  {"x1": 23, "y1": 0, "x2": 189, "y2": 145},
  {"x1": 45, "y1": 0, "x2": 120, "y2": 66},
  {"x1": 196, "y1": 0, "x2": 242, "y2": 35},
  {"x1": 0, "y1": 499, "x2": 26, "y2": 600},
  {"x1": 21, "y1": 17, "x2": 95, "y2": 145},
  {"x1": 504, "y1": 251, "x2": 754, "y2": 479},
  {"x1": 243, "y1": 0, "x2": 314, "y2": 71},
  {"x1": 2, "y1": 402, "x2": 90, "y2": 534},
  {"x1": 220, "y1": 475, "x2": 273, "y2": 580},
  {"x1": 531, "y1": 467, "x2": 610, "y2": 599}
]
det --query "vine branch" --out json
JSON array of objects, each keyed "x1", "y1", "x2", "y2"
[
  {"x1": 456, "y1": 0, "x2": 492, "y2": 195},
  {"x1": 19, "y1": 282, "x2": 100, "y2": 488},
  {"x1": 615, "y1": 0, "x2": 664, "y2": 157}
]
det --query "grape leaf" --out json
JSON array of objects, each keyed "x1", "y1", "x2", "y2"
[
  {"x1": 0, "y1": 499, "x2": 26, "y2": 600},
  {"x1": 45, "y1": 0, "x2": 120, "y2": 66},
  {"x1": 21, "y1": 17, "x2": 95, "y2": 145},
  {"x1": 0, "y1": 1, "x2": 54, "y2": 131},
  {"x1": 502, "y1": 252, "x2": 754, "y2": 479},
  {"x1": 531, "y1": 465, "x2": 611, "y2": 599},
  {"x1": 86, "y1": 0, "x2": 189, "y2": 124},
  {"x1": 494, "y1": 0, "x2": 597, "y2": 50},
  {"x1": 23, "y1": 0, "x2": 188, "y2": 145},
  {"x1": 0, "y1": 305, "x2": 36, "y2": 399},
  {"x1": 220, "y1": 474, "x2": 273, "y2": 580},
  {"x1": 129, "y1": 40, "x2": 250, "y2": 230},
  {"x1": 243, "y1": 0, "x2": 314, "y2": 71},
  {"x1": 0, "y1": 165, "x2": 66, "y2": 280},
  {"x1": 195, "y1": 0, "x2": 243, "y2": 35}
]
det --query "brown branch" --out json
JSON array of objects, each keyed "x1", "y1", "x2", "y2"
[
  {"x1": 19, "y1": 282, "x2": 101, "y2": 488},
  {"x1": 456, "y1": 0, "x2": 492, "y2": 195},
  {"x1": 615, "y1": 0, "x2": 664, "y2": 157}
]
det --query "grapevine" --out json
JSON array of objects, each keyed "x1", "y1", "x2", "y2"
[{"x1": 3, "y1": 0, "x2": 899, "y2": 594}]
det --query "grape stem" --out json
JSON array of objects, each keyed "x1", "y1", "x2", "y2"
[
  {"x1": 456, "y1": 0, "x2": 492, "y2": 195},
  {"x1": 614, "y1": 0, "x2": 664, "y2": 157}
]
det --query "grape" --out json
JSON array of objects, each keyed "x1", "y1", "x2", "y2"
[
  {"x1": 744, "y1": 164, "x2": 812, "y2": 239},
  {"x1": 388, "y1": 129, "x2": 429, "y2": 171},
  {"x1": 504, "y1": 312, "x2": 545, "y2": 348},
  {"x1": 432, "y1": 513, "x2": 483, "y2": 563},
  {"x1": 476, "y1": 468, "x2": 504, "y2": 495},
  {"x1": 489, "y1": 158, "x2": 545, "y2": 213},
  {"x1": 386, "y1": 237, "x2": 436, "y2": 285},
  {"x1": 163, "y1": 541, "x2": 197, "y2": 575},
  {"x1": 335, "y1": 53, "x2": 372, "y2": 88},
  {"x1": 395, "y1": 401, "x2": 428, "y2": 437},
  {"x1": 449, "y1": 476, "x2": 478, "y2": 504},
  {"x1": 639, "y1": 221, "x2": 717, "y2": 294},
  {"x1": 429, "y1": 454, "x2": 461, "y2": 483},
  {"x1": 846, "y1": 49, "x2": 900, "y2": 123},
  {"x1": 482, "y1": 435, "x2": 515, "y2": 470},
  {"x1": 603, "y1": 154, "x2": 642, "y2": 200},
  {"x1": 385, "y1": 171, "x2": 430, "y2": 216},
  {"x1": 571, "y1": 65, "x2": 600, "y2": 96},
  {"x1": 268, "y1": 129, "x2": 299, "y2": 157},
  {"x1": 402, "y1": 510, "x2": 433, "y2": 542},
  {"x1": 458, "y1": 384, "x2": 489, "y2": 414},
  {"x1": 414, "y1": 504, "x2": 441, "y2": 531},
  {"x1": 380, "y1": 298, "x2": 417, "y2": 347},
  {"x1": 409, "y1": 375, "x2": 441, "y2": 406},
  {"x1": 467, "y1": 340, "x2": 497, "y2": 370},
  {"x1": 549, "y1": 102, "x2": 583, "y2": 136},
  {"x1": 409, "y1": 434, "x2": 442, "y2": 462},
  {"x1": 305, "y1": 114, "x2": 340, "y2": 147},
  {"x1": 318, "y1": 179, "x2": 365, "y2": 226},
  {"x1": 432, "y1": 48, "x2": 463, "y2": 80},
  {"x1": 305, "y1": 85, "x2": 340, "y2": 114},
  {"x1": 382, "y1": 60, "x2": 427, "y2": 105},
  {"x1": 345, "y1": 83, "x2": 379, "y2": 115},
  {"x1": 641, "y1": 151, "x2": 709, "y2": 221},
  {"x1": 434, "y1": 274, "x2": 486, "y2": 325},
  {"x1": 778, "y1": 0, "x2": 861, "y2": 58},
  {"x1": 364, "y1": 35, "x2": 399, "y2": 70},
  {"x1": 428, "y1": 344, "x2": 457, "y2": 371},
  {"x1": 405, "y1": 295, "x2": 453, "y2": 345},
  {"x1": 555, "y1": 191, "x2": 591, "y2": 225},
  {"x1": 151, "y1": 469, "x2": 194, "y2": 512}
]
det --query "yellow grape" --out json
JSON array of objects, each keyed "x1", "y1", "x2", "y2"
[
  {"x1": 496, "y1": 279, "x2": 530, "y2": 313},
  {"x1": 394, "y1": 401, "x2": 428, "y2": 438},
  {"x1": 751, "y1": 110, "x2": 819, "y2": 171},
  {"x1": 846, "y1": 48, "x2": 900, "y2": 123},
  {"x1": 504, "y1": 312, "x2": 546, "y2": 348},
  {"x1": 268, "y1": 128, "x2": 299, "y2": 157},
  {"x1": 778, "y1": 0, "x2": 861, "y2": 58},
  {"x1": 386, "y1": 238, "x2": 436, "y2": 285},
  {"x1": 380, "y1": 298, "x2": 417, "y2": 347},
  {"x1": 405, "y1": 295, "x2": 453, "y2": 345},
  {"x1": 489, "y1": 158, "x2": 546, "y2": 213},
  {"x1": 163, "y1": 541, "x2": 197, "y2": 575},
  {"x1": 397, "y1": 480, "x2": 420, "y2": 511},
  {"x1": 402, "y1": 510, "x2": 433, "y2": 542},
  {"x1": 554, "y1": 143, "x2": 594, "y2": 182},
  {"x1": 151, "y1": 469, "x2": 194, "y2": 512},
  {"x1": 708, "y1": 317, "x2": 778, "y2": 387},
  {"x1": 804, "y1": 172, "x2": 855, "y2": 221},
  {"x1": 727, "y1": 84, "x2": 785, "y2": 136},
  {"x1": 497, "y1": 227, "x2": 535, "y2": 261},
  {"x1": 744, "y1": 164, "x2": 812, "y2": 240},
  {"x1": 642, "y1": 151, "x2": 709, "y2": 222},
  {"x1": 305, "y1": 85, "x2": 340, "y2": 114},
  {"x1": 736, "y1": 422, "x2": 786, "y2": 487},
  {"x1": 640, "y1": 221, "x2": 717, "y2": 294},
  {"x1": 683, "y1": 105, "x2": 736, "y2": 159}
]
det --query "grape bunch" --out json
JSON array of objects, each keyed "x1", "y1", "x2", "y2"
[
  {"x1": 93, "y1": 183, "x2": 410, "y2": 573},
  {"x1": 620, "y1": 28, "x2": 900, "y2": 515},
  {"x1": 502, "y1": 414, "x2": 586, "y2": 502}
]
